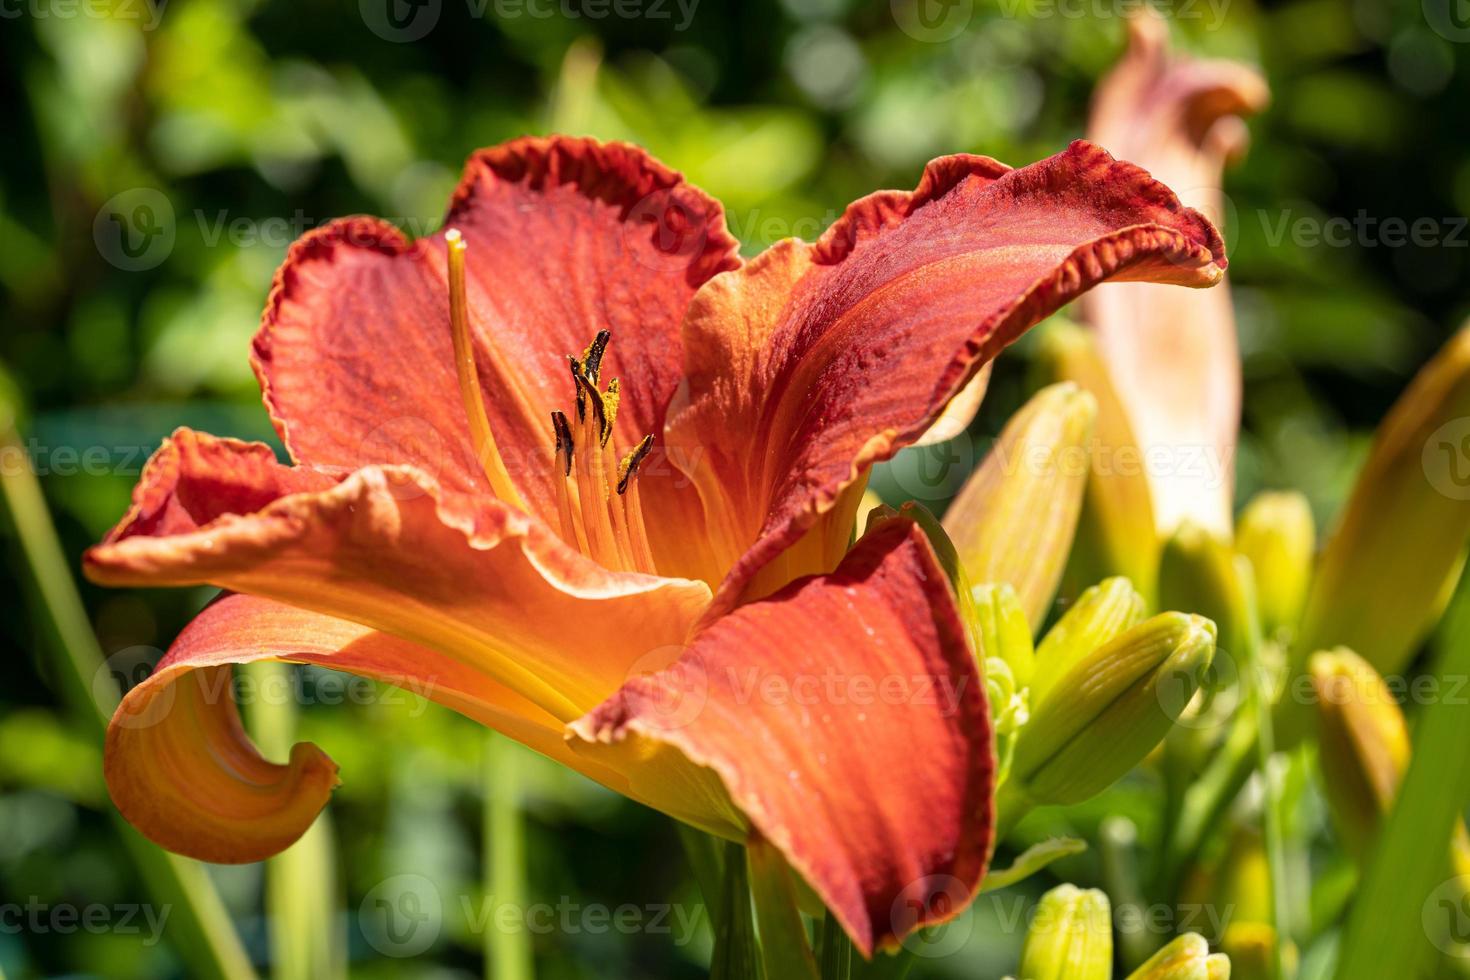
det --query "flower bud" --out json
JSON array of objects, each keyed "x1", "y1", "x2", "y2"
[
  {"x1": 1235, "y1": 491, "x2": 1315, "y2": 639},
  {"x1": 1309, "y1": 648, "x2": 1410, "y2": 858},
  {"x1": 1159, "y1": 523, "x2": 1254, "y2": 665},
  {"x1": 1032, "y1": 576, "x2": 1146, "y2": 706},
  {"x1": 1126, "y1": 933, "x2": 1230, "y2": 980},
  {"x1": 1219, "y1": 923, "x2": 1295, "y2": 980},
  {"x1": 1298, "y1": 324, "x2": 1470, "y2": 678},
  {"x1": 1019, "y1": 884, "x2": 1113, "y2": 980},
  {"x1": 943, "y1": 382, "x2": 1097, "y2": 633},
  {"x1": 972, "y1": 582, "x2": 1036, "y2": 688},
  {"x1": 1035, "y1": 319, "x2": 1159, "y2": 604},
  {"x1": 1011, "y1": 613, "x2": 1217, "y2": 806}
]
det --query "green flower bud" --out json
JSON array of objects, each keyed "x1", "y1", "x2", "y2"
[
  {"x1": 1126, "y1": 933, "x2": 1230, "y2": 980},
  {"x1": 1235, "y1": 491, "x2": 1315, "y2": 639},
  {"x1": 1219, "y1": 923, "x2": 1295, "y2": 980},
  {"x1": 944, "y1": 382, "x2": 1098, "y2": 633},
  {"x1": 1032, "y1": 576, "x2": 1147, "y2": 706},
  {"x1": 1035, "y1": 319, "x2": 1160, "y2": 605},
  {"x1": 972, "y1": 582, "x2": 1036, "y2": 688},
  {"x1": 1309, "y1": 648, "x2": 1410, "y2": 858},
  {"x1": 1018, "y1": 884, "x2": 1113, "y2": 980},
  {"x1": 1010, "y1": 613, "x2": 1217, "y2": 807},
  {"x1": 1159, "y1": 524, "x2": 1254, "y2": 665}
]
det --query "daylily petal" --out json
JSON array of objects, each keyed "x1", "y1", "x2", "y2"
[
  {"x1": 105, "y1": 593, "x2": 636, "y2": 863},
  {"x1": 1083, "y1": 12, "x2": 1269, "y2": 536},
  {"x1": 253, "y1": 136, "x2": 740, "y2": 527},
  {"x1": 84, "y1": 429, "x2": 712, "y2": 724},
  {"x1": 665, "y1": 140, "x2": 1227, "y2": 607},
  {"x1": 569, "y1": 518, "x2": 994, "y2": 956}
]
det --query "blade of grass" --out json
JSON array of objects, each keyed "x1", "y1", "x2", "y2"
[
  {"x1": 485, "y1": 733, "x2": 533, "y2": 980},
  {"x1": 0, "y1": 423, "x2": 257, "y2": 980},
  {"x1": 747, "y1": 836, "x2": 820, "y2": 980},
  {"x1": 242, "y1": 661, "x2": 344, "y2": 980},
  {"x1": 1334, "y1": 571, "x2": 1470, "y2": 980},
  {"x1": 710, "y1": 839, "x2": 764, "y2": 980},
  {"x1": 818, "y1": 911, "x2": 853, "y2": 980}
]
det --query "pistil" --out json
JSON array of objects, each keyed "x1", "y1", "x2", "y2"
[
  {"x1": 441, "y1": 229, "x2": 655, "y2": 575},
  {"x1": 445, "y1": 229, "x2": 526, "y2": 509}
]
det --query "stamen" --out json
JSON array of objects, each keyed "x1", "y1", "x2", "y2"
[
  {"x1": 573, "y1": 399, "x2": 620, "y2": 566},
  {"x1": 582, "y1": 329, "x2": 611, "y2": 384},
  {"x1": 601, "y1": 379, "x2": 621, "y2": 447},
  {"x1": 618, "y1": 435, "x2": 657, "y2": 572},
  {"x1": 551, "y1": 411, "x2": 589, "y2": 554},
  {"x1": 617, "y1": 435, "x2": 655, "y2": 494},
  {"x1": 445, "y1": 229, "x2": 525, "y2": 510},
  {"x1": 551, "y1": 410, "x2": 575, "y2": 477},
  {"x1": 545, "y1": 331, "x2": 657, "y2": 575},
  {"x1": 574, "y1": 371, "x2": 607, "y2": 440},
  {"x1": 568, "y1": 356, "x2": 587, "y2": 422}
]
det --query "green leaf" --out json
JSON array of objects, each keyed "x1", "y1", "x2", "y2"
[
  {"x1": 978, "y1": 838, "x2": 1089, "y2": 893},
  {"x1": 0, "y1": 423, "x2": 258, "y2": 980},
  {"x1": 747, "y1": 837, "x2": 820, "y2": 980},
  {"x1": 682, "y1": 831, "x2": 766, "y2": 980},
  {"x1": 819, "y1": 912, "x2": 854, "y2": 980}
]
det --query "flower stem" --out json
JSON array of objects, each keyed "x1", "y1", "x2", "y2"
[
  {"x1": 0, "y1": 422, "x2": 257, "y2": 980},
  {"x1": 242, "y1": 662, "x2": 344, "y2": 980},
  {"x1": 485, "y1": 732, "x2": 533, "y2": 980}
]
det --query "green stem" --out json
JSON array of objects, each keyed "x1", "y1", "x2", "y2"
[
  {"x1": 1100, "y1": 816, "x2": 1154, "y2": 970},
  {"x1": 994, "y1": 779, "x2": 1035, "y2": 841},
  {"x1": 0, "y1": 423, "x2": 257, "y2": 980},
  {"x1": 485, "y1": 733, "x2": 533, "y2": 980},
  {"x1": 1237, "y1": 566, "x2": 1291, "y2": 980},
  {"x1": 243, "y1": 662, "x2": 343, "y2": 980},
  {"x1": 1160, "y1": 698, "x2": 1257, "y2": 895}
]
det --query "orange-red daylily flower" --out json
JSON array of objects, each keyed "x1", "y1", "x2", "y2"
[
  {"x1": 1083, "y1": 12, "x2": 1268, "y2": 538},
  {"x1": 84, "y1": 135, "x2": 1225, "y2": 954}
]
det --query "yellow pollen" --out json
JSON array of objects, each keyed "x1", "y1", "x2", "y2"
[
  {"x1": 550, "y1": 333, "x2": 657, "y2": 574},
  {"x1": 445, "y1": 228, "x2": 525, "y2": 509}
]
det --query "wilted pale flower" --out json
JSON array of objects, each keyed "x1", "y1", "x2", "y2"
[{"x1": 1083, "y1": 11, "x2": 1268, "y2": 541}]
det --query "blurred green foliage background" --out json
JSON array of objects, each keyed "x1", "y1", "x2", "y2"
[{"x1": 1, "y1": 0, "x2": 1467, "y2": 975}]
